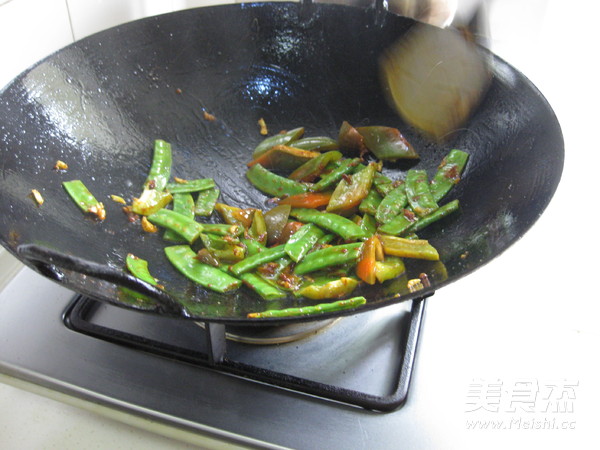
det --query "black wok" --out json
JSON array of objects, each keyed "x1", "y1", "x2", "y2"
[{"x1": 0, "y1": 2, "x2": 563, "y2": 324}]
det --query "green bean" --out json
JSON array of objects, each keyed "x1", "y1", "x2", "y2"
[
  {"x1": 247, "y1": 296, "x2": 367, "y2": 318},
  {"x1": 294, "y1": 242, "x2": 363, "y2": 275},
  {"x1": 246, "y1": 163, "x2": 309, "y2": 197},
  {"x1": 240, "y1": 272, "x2": 287, "y2": 300},
  {"x1": 375, "y1": 182, "x2": 408, "y2": 224},
  {"x1": 166, "y1": 178, "x2": 215, "y2": 194},
  {"x1": 311, "y1": 157, "x2": 361, "y2": 192},
  {"x1": 405, "y1": 170, "x2": 439, "y2": 217},
  {"x1": 164, "y1": 193, "x2": 194, "y2": 242},
  {"x1": 194, "y1": 187, "x2": 220, "y2": 216},
  {"x1": 430, "y1": 149, "x2": 469, "y2": 202},
  {"x1": 290, "y1": 208, "x2": 368, "y2": 241},
  {"x1": 147, "y1": 209, "x2": 204, "y2": 244},
  {"x1": 253, "y1": 127, "x2": 304, "y2": 159},
  {"x1": 284, "y1": 223, "x2": 325, "y2": 262},
  {"x1": 164, "y1": 245, "x2": 241, "y2": 293},
  {"x1": 125, "y1": 253, "x2": 158, "y2": 286},
  {"x1": 230, "y1": 244, "x2": 287, "y2": 276},
  {"x1": 62, "y1": 180, "x2": 106, "y2": 220}
]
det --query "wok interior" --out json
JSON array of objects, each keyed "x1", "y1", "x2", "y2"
[{"x1": 0, "y1": 3, "x2": 563, "y2": 322}]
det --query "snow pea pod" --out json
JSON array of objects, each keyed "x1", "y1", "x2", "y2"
[
  {"x1": 359, "y1": 189, "x2": 382, "y2": 216},
  {"x1": 230, "y1": 244, "x2": 287, "y2": 276},
  {"x1": 147, "y1": 209, "x2": 204, "y2": 244},
  {"x1": 164, "y1": 193, "x2": 194, "y2": 242},
  {"x1": 288, "y1": 151, "x2": 343, "y2": 182},
  {"x1": 240, "y1": 272, "x2": 287, "y2": 300},
  {"x1": 405, "y1": 170, "x2": 439, "y2": 217},
  {"x1": 201, "y1": 223, "x2": 244, "y2": 237},
  {"x1": 194, "y1": 187, "x2": 220, "y2": 216},
  {"x1": 246, "y1": 163, "x2": 309, "y2": 197},
  {"x1": 430, "y1": 149, "x2": 469, "y2": 202},
  {"x1": 62, "y1": 180, "x2": 106, "y2": 220},
  {"x1": 376, "y1": 182, "x2": 408, "y2": 224},
  {"x1": 290, "y1": 208, "x2": 368, "y2": 241},
  {"x1": 166, "y1": 178, "x2": 215, "y2": 194},
  {"x1": 284, "y1": 223, "x2": 325, "y2": 262},
  {"x1": 246, "y1": 296, "x2": 367, "y2": 318},
  {"x1": 407, "y1": 199, "x2": 460, "y2": 234},
  {"x1": 164, "y1": 245, "x2": 241, "y2": 293},
  {"x1": 310, "y1": 157, "x2": 361, "y2": 192},
  {"x1": 125, "y1": 253, "x2": 158, "y2": 286},
  {"x1": 145, "y1": 139, "x2": 172, "y2": 191},
  {"x1": 294, "y1": 242, "x2": 363, "y2": 275},
  {"x1": 378, "y1": 208, "x2": 417, "y2": 236},
  {"x1": 373, "y1": 172, "x2": 395, "y2": 196}
]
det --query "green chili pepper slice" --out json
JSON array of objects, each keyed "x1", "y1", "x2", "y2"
[
  {"x1": 247, "y1": 296, "x2": 367, "y2": 318},
  {"x1": 253, "y1": 127, "x2": 305, "y2": 159},
  {"x1": 430, "y1": 149, "x2": 469, "y2": 202},
  {"x1": 246, "y1": 163, "x2": 309, "y2": 197},
  {"x1": 288, "y1": 151, "x2": 343, "y2": 182},
  {"x1": 290, "y1": 208, "x2": 368, "y2": 241},
  {"x1": 131, "y1": 189, "x2": 173, "y2": 216},
  {"x1": 374, "y1": 257, "x2": 406, "y2": 283},
  {"x1": 147, "y1": 209, "x2": 204, "y2": 244},
  {"x1": 62, "y1": 180, "x2": 106, "y2": 220},
  {"x1": 294, "y1": 242, "x2": 363, "y2": 275},
  {"x1": 164, "y1": 193, "x2": 195, "y2": 242},
  {"x1": 405, "y1": 169, "x2": 439, "y2": 217},
  {"x1": 240, "y1": 272, "x2": 287, "y2": 300},
  {"x1": 356, "y1": 126, "x2": 419, "y2": 161},
  {"x1": 164, "y1": 245, "x2": 241, "y2": 293},
  {"x1": 326, "y1": 162, "x2": 376, "y2": 215},
  {"x1": 297, "y1": 277, "x2": 358, "y2": 300},
  {"x1": 379, "y1": 235, "x2": 439, "y2": 260},
  {"x1": 166, "y1": 178, "x2": 215, "y2": 194},
  {"x1": 284, "y1": 223, "x2": 325, "y2": 262},
  {"x1": 194, "y1": 187, "x2": 220, "y2": 216}
]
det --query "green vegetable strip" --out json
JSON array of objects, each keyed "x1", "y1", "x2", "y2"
[
  {"x1": 430, "y1": 149, "x2": 469, "y2": 202},
  {"x1": 373, "y1": 172, "x2": 395, "y2": 196},
  {"x1": 407, "y1": 199, "x2": 460, "y2": 234},
  {"x1": 240, "y1": 272, "x2": 287, "y2": 300},
  {"x1": 294, "y1": 242, "x2": 363, "y2": 275},
  {"x1": 201, "y1": 223, "x2": 243, "y2": 237},
  {"x1": 145, "y1": 139, "x2": 172, "y2": 191},
  {"x1": 290, "y1": 136, "x2": 339, "y2": 151},
  {"x1": 359, "y1": 189, "x2": 383, "y2": 216},
  {"x1": 230, "y1": 244, "x2": 287, "y2": 276},
  {"x1": 311, "y1": 158, "x2": 361, "y2": 192},
  {"x1": 288, "y1": 150, "x2": 343, "y2": 182},
  {"x1": 62, "y1": 180, "x2": 105, "y2": 218},
  {"x1": 247, "y1": 296, "x2": 367, "y2": 318},
  {"x1": 166, "y1": 178, "x2": 215, "y2": 194},
  {"x1": 316, "y1": 233, "x2": 335, "y2": 246},
  {"x1": 378, "y1": 209, "x2": 417, "y2": 236},
  {"x1": 246, "y1": 163, "x2": 309, "y2": 197},
  {"x1": 284, "y1": 223, "x2": 325, "y2": 262},
  {"x1": 405, "y1": 170, "x2": 439, "y2": 217},
  {"x1": 375, "y1": 182, "x2": 408, "y2": 224},
  {"x1": 164, "y1": 193, "x2": 195, "y2": 242},
  {"x1": 164, "y1": 245, "x2": 241, "y2": 293},
  {"x1": 242, "y1": 237, "x2": 267, "y2": 257},
  {"x1": 379, "y1": 235, "x2": 439, "y2": 261},
  {"x1": 194, "y1": 187, "x2": 220, "y2": 216},
  {"x1": 360, "y1": 213, "x2": 378, "y2": 237},
  {"x1": 125, "y1": 253, "x2": 158, "y2": 286},
  {"x1": 147, "y1": 209, "x2": 204, "y2": 244},
  {"x1": 290, "y1": 208, "x2": 368, "y2": 241},
  {"x1": 253, "y1": 127, "x2": 304, "y2": 159}
]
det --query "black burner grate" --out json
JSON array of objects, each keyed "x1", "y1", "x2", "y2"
[{"x1": 64, "y1": 296, "x2": 426, "y2": 412}]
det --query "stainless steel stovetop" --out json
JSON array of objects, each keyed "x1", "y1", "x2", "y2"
[{"x1": 0, "y1": 266, "x2": 429, "y2": 448}]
